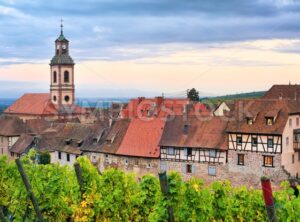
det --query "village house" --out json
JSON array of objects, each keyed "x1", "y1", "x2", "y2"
[
  {"x1": 227, "y1": 98, "x2": 300, "y2": 178},
  {"x1": 0, "y1": 116, "x2": 27, "y2": 157},
  {"x1": 159, "y1": 115, "x2": 229, "y2": 182},
  {"x1": 263, "y1": 84, "x2": 300, "y2": 100}
]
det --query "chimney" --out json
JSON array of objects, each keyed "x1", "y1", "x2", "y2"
[
  {"x1": 183, "y1": 124, "x2": 189, "y2": 134},
  {"x1": 138, "y1": 97, "x2": 145, "y2": 104},
  {"x1": 155, "y1": 96, "x2": 164, "y2": 107},
  {"x1": 109, "y1": 118, "x2": 113, "y2": 128}
]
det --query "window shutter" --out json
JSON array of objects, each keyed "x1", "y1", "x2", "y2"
[
  {"x1": 192, "y1": 165, "x2": 196, "y2": 174},
  {"x1": 182, "y1": 164, "x2": 186, "y2": 173}
]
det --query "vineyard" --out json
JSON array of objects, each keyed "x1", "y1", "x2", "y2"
[{"x1": 0, "y1": 151, "x2": 299, "y2": 222}]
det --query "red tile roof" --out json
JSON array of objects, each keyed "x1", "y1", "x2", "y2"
[
  {"x1": 0, "y1": 116, "x2": 27, "y2": 136},
  {"x1": 4, "y1": 93, "x2": 57, "y2": 115},
  {"x1": 159, "y1": 115, "x2": 229, "y2": 150},
  {"x1": 117, "y1": 97, "x2": 208, "y2": 157},
  {"x1": 101, "y1": 119, "x2": 130, "y2": 154},
  {"x1": 120, "y1": 97, "x2": 207, "y2": 119},
  {"x1": 4, "y1": 93, "x2": 86, "y2": 116},
  {"x1": 263, "y1": 84, "x2": 300, "y2": 100},
  {"x1": 10, "y1": 134, "x2": 35, "y2": 154},
  {"x1": 117, "y1": 118, "x2": 164, "y2": 158},
  {"x1": 226, "y1": 99, "x2": 300, "y2": 135}
]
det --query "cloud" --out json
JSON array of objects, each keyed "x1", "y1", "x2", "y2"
[
  {"x1": 0, "y1": 5, "x2": 28, "y2": 19},
  {"x1": 1, "y1": 0, "x2": 300, "y2": 64}
]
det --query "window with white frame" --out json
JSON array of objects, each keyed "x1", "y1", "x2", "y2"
[
  {"x1": 208, "y1": 166, "x2": 216, "y2": 176},
  {"x1": 263, "y1": 156, "x2": 274, "y2": 167},
  {"x1": 237, "y1": 154, "x2": 245, "y2": 165}
]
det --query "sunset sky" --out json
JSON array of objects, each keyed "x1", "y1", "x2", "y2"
[{"x1": 1, "y1": 0, "x2": 300, "y2": 98}]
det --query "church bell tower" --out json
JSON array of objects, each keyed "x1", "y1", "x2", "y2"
[{"x1": 50, "y1": 21, "x2": 75, "y2": 108}]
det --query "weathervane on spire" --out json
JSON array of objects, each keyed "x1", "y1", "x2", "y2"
[{"x1": 60, "y1": 18, "x2": 64, "y2": 34}]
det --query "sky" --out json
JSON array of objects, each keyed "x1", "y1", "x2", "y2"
[{"x1": 1, "y1": 0, "x2": 300, "y2": 98}]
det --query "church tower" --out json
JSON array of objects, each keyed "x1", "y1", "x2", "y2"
[{"x1": 50, "y1": 22, "x2": 75, "y2": 108}]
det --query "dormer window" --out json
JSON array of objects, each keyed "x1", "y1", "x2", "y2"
[
  {"x1": 93, "y1": 138, "x2": 98, "y2": 145},
  {"x1": 77, "y1": 140, "x2": 83, "y2": 147},
  {"x1": 247, "y1": 118, "x2": 253, "y2": 125},
  {"x1": 266, "y1": 117, "x2": 274, "y2": 125},
  {"x1": 65, "y1": 139, "x2": 71, "y2": 145}
]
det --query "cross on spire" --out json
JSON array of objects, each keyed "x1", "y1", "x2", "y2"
[{"x1": 60, "y1": 18, "x2": 64, "y2": 34}]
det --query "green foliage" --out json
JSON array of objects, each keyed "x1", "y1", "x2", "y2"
[
  {"x1": 201, "y1": 91, "x2": 265, "y2": 105},
  {"x1": 187, "y1": 88, "x2": 200, "y2": 101},
  {"x1": 0, "y1": 154, "x2": 299, "y2": 221},
  {"x1": 38, "y1": 152, "x2": 51, "y2": 165}
]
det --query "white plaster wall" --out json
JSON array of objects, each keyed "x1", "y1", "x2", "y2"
[
  {"x1": 51, "y1": 151, "x2": 77, "y2": 166},
  {"x1": 229, "y1": 133, "x2": 281, "y2": 153},
  {"x1": 281, "y1": 114, "x2": 300, "y2": 177},
  {"x1": 214, "y1": 102, "x2": 230, "y2": 116}
]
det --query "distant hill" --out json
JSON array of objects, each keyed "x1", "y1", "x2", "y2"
[
  {"x1": 0, "y1": 92, "x2": 266, "y2": 115},
  {"x1": 201, "y1": 91, "x2": 266, "y2": 105},
  {"x1": 0, "y1": 98, "x2": 15, "y2": 115}
]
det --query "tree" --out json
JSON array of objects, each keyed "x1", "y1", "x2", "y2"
[
  {"x1": 187, "y1": 88, "x2": 200, "y2": 101},
  {"x1": 38, "y1": 152, "x2": 51, "y2": 165}
]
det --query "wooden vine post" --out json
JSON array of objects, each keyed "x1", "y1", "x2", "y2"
[
  {"x1": 74, "y1": 162, "x2": 84, "y2": 197},
  {"x1": 158, "y1": 171, "x2": 174, "y2": 222},
  {"x1": 15, "y1": 159, "x2": 44, "y2": 222},
  {"x1": 261, "y1": 176, "x2": 277, "y2": 222},
  {"x1": 0, "y1": 206, "x2": 6, "y2": 222}
]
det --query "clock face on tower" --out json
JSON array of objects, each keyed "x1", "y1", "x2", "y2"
[
  {"x1": 62, "y1": 44, "x2": 66, "y2": 50},
  {"x1": 56, "y1": 45, "x2": 60, "y2": 49}
]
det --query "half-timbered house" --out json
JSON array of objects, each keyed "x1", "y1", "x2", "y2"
[
  {"x1": 159, "y1": 115, "x2": 229, "y2": 181},
  {"x1": 226, "y1": 99, "x2": 300, "y2": 182}
]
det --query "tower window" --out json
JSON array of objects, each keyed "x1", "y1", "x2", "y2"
[
  {"x1": 64, "y1": 71, "x2": 70, "y2": 83},
  {"x1": 53, "y1": 71, "x2": 57, "y2": 83},
  {"x1": 64, "y1": 95, "x2": 70, "y2": 102},
  {"x1": 53, "y1": 96, "x2": 57, "y2": 102}
]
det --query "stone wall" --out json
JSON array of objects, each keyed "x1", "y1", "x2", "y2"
[
  {"x1": 86, "y1": 152, "x2": 160, "y2": 179},
  {"x1": 84, "y1": 151, "x2": 289, "y2": 188},
  {"x1": 227, "y1": 150, "x2": 289, "y2": 187},
  {"x1": 0, "y1": 136, "x2": 9, "y2": 156},
  {"x1": 161, "y1": 160, "x2": 229, "y2": 184}
]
